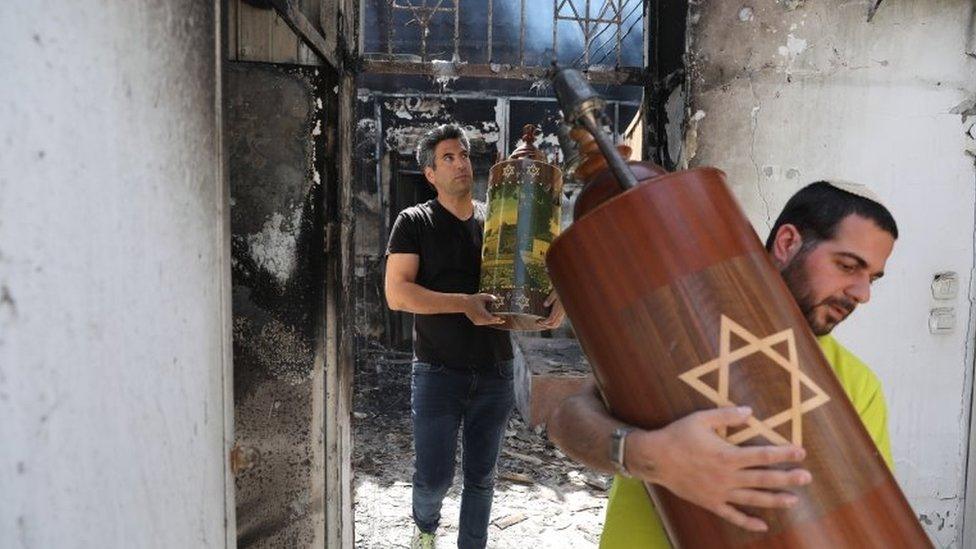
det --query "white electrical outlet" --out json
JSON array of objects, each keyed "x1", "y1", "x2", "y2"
[
  {"x1": 931, "y1": 272, "x2": 958, "y2": 301},
  {"x1": 929, "y1": 307, "x2": 956, "y2": 334}
]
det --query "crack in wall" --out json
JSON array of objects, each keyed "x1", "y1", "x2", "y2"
[
  {"x1": 959, "y1": 141, "x2": 976, "y2": 546},
  {"x1": 746, "y1": 72, "x2": 773, "y2": 230}
]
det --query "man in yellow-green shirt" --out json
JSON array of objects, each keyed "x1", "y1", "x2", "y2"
[{"x1": 548, "y1": 181, "x2": 900, "y2": 547}]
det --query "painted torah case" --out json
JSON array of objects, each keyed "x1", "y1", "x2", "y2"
[
  {"x1": 546, "y1": 161, "x2": 930, "y2": 547},
  {"x1": 479, "y1": 124, "x2": 563, "y2": 331}
]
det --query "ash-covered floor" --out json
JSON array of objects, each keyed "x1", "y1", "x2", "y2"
[{"x1": 353, "y1": 345, "x2": 608, "y2": 548}]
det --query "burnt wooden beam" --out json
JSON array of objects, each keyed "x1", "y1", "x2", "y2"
[
  {"x1": 267, "y1": 0, "x2": 341, "y2": 71},
  {"x1": 361, "y1": 59, "x2": 649, "y2": 86}
]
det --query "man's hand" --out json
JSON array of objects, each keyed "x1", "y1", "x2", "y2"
[
  {"x1": 537, "y1": 291, "x2": 566, "y2": 330},
  {"x1": 627, "y1": 406, "x2": 811, "y2": 533},
  {"x1": 463, "y1": 293, "x2": 505, "y2": 326}
]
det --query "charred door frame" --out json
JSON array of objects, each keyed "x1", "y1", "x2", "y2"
[
  {"x1": 264, "y1": 0, "x2": 358, "y2": 545},
  {"x1": 216, "y1": 0, "x2": 238, "y2": 546},
  {"x1": 323, "y1": 5, "x2": 358, "y2": 548}
]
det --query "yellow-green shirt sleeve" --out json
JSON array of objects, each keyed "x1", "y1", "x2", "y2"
[{"x1": 818, "y1": 335, "x2": 894, "y2": 470}]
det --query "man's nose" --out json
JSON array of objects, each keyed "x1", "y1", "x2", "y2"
[{"x1": 846, "y1": 277, "x2": 871, "y2": 304}]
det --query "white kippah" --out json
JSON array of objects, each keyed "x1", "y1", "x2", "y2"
[{"x1": 823, "y1": 179, "x2": 885, "y2": 207}]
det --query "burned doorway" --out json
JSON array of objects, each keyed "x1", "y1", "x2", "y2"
[{"x1": 350, "y1": 90, "x2": 641, "y2": 545}]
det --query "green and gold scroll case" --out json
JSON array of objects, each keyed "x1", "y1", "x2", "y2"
[{"x1": 480, "y1": 124, "x2": 563, "y2": 331}]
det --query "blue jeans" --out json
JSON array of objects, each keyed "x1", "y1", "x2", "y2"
[{"x1": 411, "y1": 360, "x2": 515, "y2": 549}]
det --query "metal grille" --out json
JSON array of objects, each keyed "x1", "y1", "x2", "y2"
[
  {"x1": 386, "y1": 0, "x2": 460, "y2": 61},
  {"x1": 363, "y1": 0, "x2": 647, "y2": 85},
  {"x1": 555, "y1": 0, "x2": 645, "y2": 68}
]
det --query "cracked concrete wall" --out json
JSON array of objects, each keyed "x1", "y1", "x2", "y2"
[
  {"x1": 0, "y1": 2, "x2": 231, "y2": 548},
  {"x1": 688, "y1": 2, "x2": 976, "y2": 545}
]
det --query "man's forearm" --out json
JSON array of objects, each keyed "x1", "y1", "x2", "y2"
[
  {"x1": 387, "y1": 280, "x2": 469, "y2": 315},
  {"x1": 549, "y1": 379, "x2": 811, "y2": 533},
  {"x1": 548, "y1": 380, "x2": 643, "y2": 475}
]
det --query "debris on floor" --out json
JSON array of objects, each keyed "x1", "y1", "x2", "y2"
[{"x1": 353, "y1": 345, "x2": 610, "y2": 548}]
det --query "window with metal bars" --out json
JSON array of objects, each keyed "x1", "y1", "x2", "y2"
[{"x1": 361, "y1": 0, "x2": 647, "y2": 86}]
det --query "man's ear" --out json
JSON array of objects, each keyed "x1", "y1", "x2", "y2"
[
  {"x1": 770, "y1": 224, "x2": 804, "y2": 268},
  {"x1": 423, "y1": 165, "x2": 436, "y2": 186}
]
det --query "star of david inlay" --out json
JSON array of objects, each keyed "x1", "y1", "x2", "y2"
[
  {"x1": 678, "y1": 315, "x2": 831, "y2": 446},
  {"x1": 514, "y1": 294, "x2": 530, "y2": 311},
  {"x1": 502, "y1": 164, "x2": 516, "y2": 179},
  {"x1": 526, "y1": 164, "x2": 540, "y2": 179}
]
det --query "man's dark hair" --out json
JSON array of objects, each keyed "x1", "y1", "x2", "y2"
[
  {"x1": 415, "y1": 123, "x2": 470, "y2": 171},
  {"x1": 764, "y1": 181, "x2": 899, "y2": 251}
]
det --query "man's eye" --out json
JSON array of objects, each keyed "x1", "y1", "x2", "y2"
[{"x1": 839, "y1": 263, "x2": 856, "y2": 273}]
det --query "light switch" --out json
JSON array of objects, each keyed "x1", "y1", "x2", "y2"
[
  {"x1": 929, "y1": 307, "x2": 955, "y2": 334},
  {"x1": 932, "y1": 272, "x2": 958, "y2": 300}
]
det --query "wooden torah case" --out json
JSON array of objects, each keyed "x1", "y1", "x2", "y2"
[{"x1": 546, "y1": 164, "x2": 930, "y2": 547}]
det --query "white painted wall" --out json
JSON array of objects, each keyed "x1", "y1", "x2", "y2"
[
  {"x1": 0, "y1": 2, "x2": 233, "y2": 548},
  {"x1": 688, "y1": 2, "x2": 976, "y2": 546}
]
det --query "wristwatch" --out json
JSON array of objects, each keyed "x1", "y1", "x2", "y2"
[{"x1": 610, "y1": 426, "x2": 634, "y2": 477}]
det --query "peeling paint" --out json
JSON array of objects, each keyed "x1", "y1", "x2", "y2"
[
  {"x1": 950, "y1": 97, "x2": 976, "y2": 156},
  {"x1": 477, "y1": 121, "x2": 500, "y2": 143},
  {"x1": 384, "y1": 98, "x2": 447, "y2": 121},
  {"x1": 680, "y1": 109, "x2": 707, "y2": 168},
  {"x1": 964, "y1": 118, "x2": 976, "y2": 157},
  {"x1": 246, "y1": 208, "x2": 303, "y2": 288},
  {"x1": 385, "y1": 121, "x2": 501, "y2": 156},
  {"x1": 311, "y1": 98, "x2": 323, "y2": 186},
  {"x1": 777, "y1": 33, "x2": 808, "y2": 67},
  {"x1": 777, "y1": 0, "x2": 805, "y2": 10},
  {"x1": 431, "y1": 58, "x2": 462, "y2": 91},
  {"x1": 786, "y1": 33, "x2": 808, "y2": 55},
  {"x1": 950, "y1": 97, "x2": 976, "y2": 121}
]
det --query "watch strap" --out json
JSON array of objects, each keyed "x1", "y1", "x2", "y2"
[{"x1": 610, "y1": 426, "x2": 634, "y2": 477}]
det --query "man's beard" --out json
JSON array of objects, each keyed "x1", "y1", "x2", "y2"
[
  {"x1": 444, "y1": 174, "x2": 473, "y2": 196},
  {"x1": 780, "y1": 255, "x2": 856, "y2": 336}
]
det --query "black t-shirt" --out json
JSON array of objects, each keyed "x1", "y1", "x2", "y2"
[{"x1": 386, "y1": 199, "x2": 513, "y2": 369}]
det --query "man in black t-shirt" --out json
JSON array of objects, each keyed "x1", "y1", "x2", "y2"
[{"x1": 386, "y1": 124, "x2": 564, "y2": 549}]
